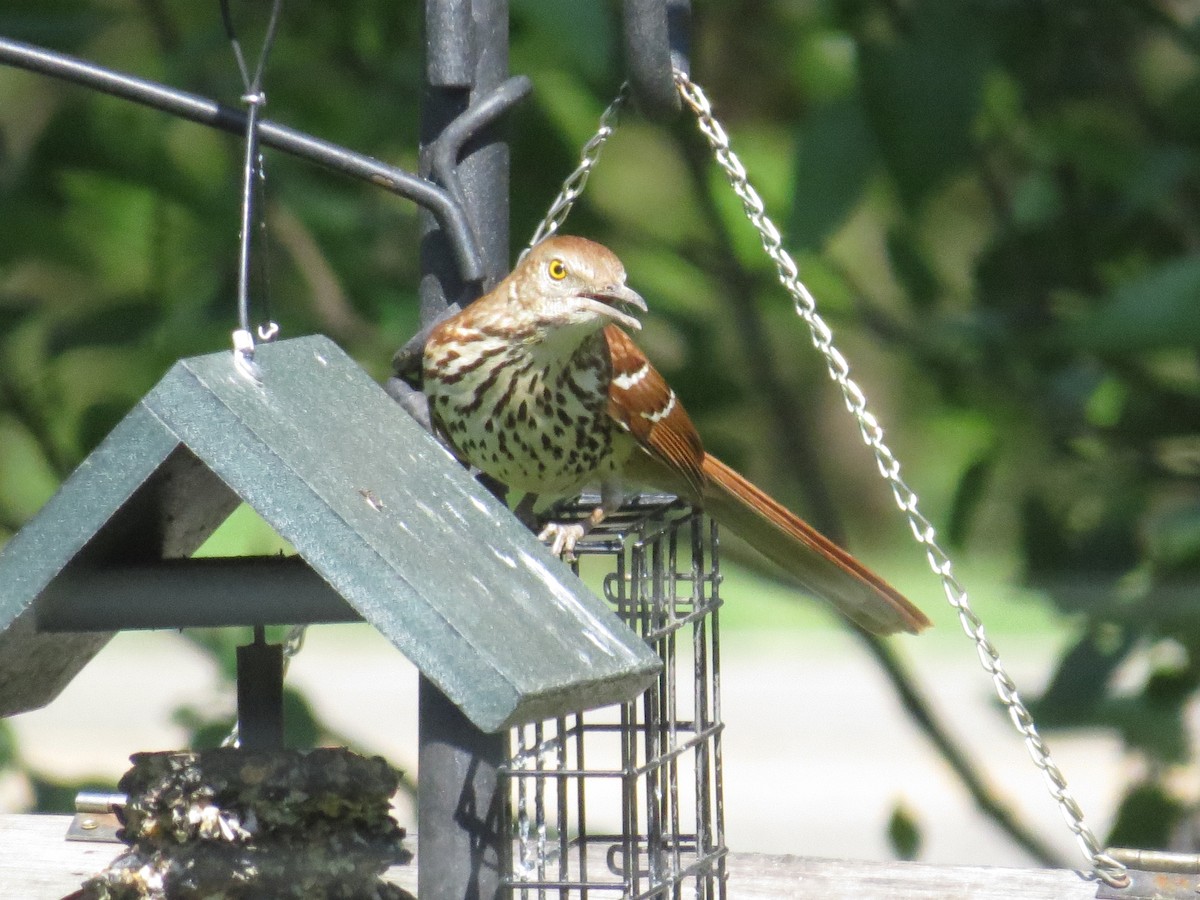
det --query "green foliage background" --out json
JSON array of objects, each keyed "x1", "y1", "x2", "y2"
[{"x1": 3, "y1": 0, "x2": 1200, "y2": 858}]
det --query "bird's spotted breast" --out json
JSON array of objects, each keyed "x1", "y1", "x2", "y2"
[{"x1": 425, "y1": 328, "x2": 635, "y2": 497}]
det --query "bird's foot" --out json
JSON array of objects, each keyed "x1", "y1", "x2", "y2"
[{"x1": 537, "y1": 521, "x2": 588, "y2": 562}]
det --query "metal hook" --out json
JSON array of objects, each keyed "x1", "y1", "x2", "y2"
[
  {"x1": 388, "y1": 75, "x2": 534, "y2": 381},
  {"x1": 428, "y1": 75, "x2": 533, "y2": 229},
  {"x1": 622, "y1": 0, "x2": 690, "y2": 122}
]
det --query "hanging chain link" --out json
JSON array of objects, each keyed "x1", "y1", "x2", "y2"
[
  {"x1": 526, "y1": 86, "x2": 628, "y2": 252},
  {"x1": 670, "y1": 69, "x2": 1128, "y2": 889}
]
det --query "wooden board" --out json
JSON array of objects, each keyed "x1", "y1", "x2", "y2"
[
  {"x1": 0, "y1": 814, "x2": 1099, "y2": 898},
  {"x1": 722, "y1": 851, "x2": 1098, "y2": 899}
]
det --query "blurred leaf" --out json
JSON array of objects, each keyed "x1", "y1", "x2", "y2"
[
  {"x1": 39, "y1": 101, "x2": 224, "y2": 220},
  {"x1": 857, "y1": 0, "x2": 992, "y2": 206},
  {"x1": 171, "y1": 704, "x2": 237, "y2": 751},
  {"x1": 512, "y1": 0, "x2": 616, "y2": 85},
  {"x1": 1147, "y1": 505, "x2": 1200, "y2": 571},
  {"x1": 1010, "y1": 172, "x2": 1064, "y2": 229},
  {"x1": 789, "y1": 99, "x2": 876, "y2": 248},
  {"x1": 76, "y1": 400, "x2": 131, "y2": 454},
  {"x1": 523, "y1": 68, "x2": 615, "y2": 157},
  {"x1": 30, "y1": 774, "x2": 113, "y2": 814},
  {"x1": 885, "y1": 225, "x2": 939, "y2": 309},
  {"x1": 797, "y1": 29, "x2": 858, "y2": 102},
  {"x1": 0, "y1": 2, "x2": 114, "y2": 47},
  {"x1": 1034, "y1": 630, "x2": 1134, "y2": 724},
  {"x1": 283, "y1": 687, "x2": 323, "y2": 748},
  {"x1": 1020, "y1": 495, "x2": 1139, "y2": 608},
  {"x1": 1114, "y1": 378, "x2": 1200, "y2": 444},
  {"x1": 1143, "y1": 662, "x2": 1199, "y2": 707},
  {"x1": 887, "y1": 801, "x2": 922, "y2": 860},
  {"x1": 0, "y1": 718, "x2": 18, "y2": 768},
  {"x1": 946, "y1": 452, "x2": 995, "y2": 548},
  {"x1": 1120, "y1": 145, "x2": 1196, "y2": 218},
  {"x1": 1107, "y1": 782, "x2": 1184, "y2": 848},
  {"x1": 1110, "y1": 696, "x2": 1190, "y2": 762},
  {"x1": 46, "y1": 296, "x2": 162, "y2": 355},
  {"x1": 183, "y1": 628, "x2": 244, "y2": 682},
  {"x1": 1056, "y1": 257, "x2": 1200, "y2": 352},
  {"x1": 0, "y1": 296, "x2": 40, "y2": 337},
  {"x1": 1084, "y1": 377, "x2": 1127, "y2": 429},
  {"x1": 1135, "y1": 579, "x2": 1200, "y2": 638}
]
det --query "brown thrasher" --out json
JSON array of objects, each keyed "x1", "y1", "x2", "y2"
[{"x1": 422, "y1": 235, "x2": 930, "y2": 636}]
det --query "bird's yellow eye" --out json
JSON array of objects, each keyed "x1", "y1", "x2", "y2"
[{"x1": 548, "y1": 258, "x2": 568, "y2": 281}]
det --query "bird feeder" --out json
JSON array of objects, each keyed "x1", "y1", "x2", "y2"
[
  {"x1": 503, "y1": 495, "x2": 728, "y2": 897},
  {"x1": 0, "y1": 334, "x2": 661, "y2": 894},
  {"x1": 0, "y1": 0, "x2": 1171, "y2": 894}
]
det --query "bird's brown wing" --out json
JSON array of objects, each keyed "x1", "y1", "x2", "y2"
[
  {"x1": 602, "y1": 328, "x2": 928, "y2": 635},
  {"x1": 603, "y1": 325, "x2": 706, "y2": 499}
]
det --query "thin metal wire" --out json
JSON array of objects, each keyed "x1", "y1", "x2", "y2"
[
  {"x1": 221, "y1": 0, "x2": 284, "y2": 361},
  {"x1": 252, "y1": 154, "x2": 277, "y2": 343},
  {"x1": 526, "y1": 87, "x2": 628, "y2": 252},
  {"x1": 670, "y1": 68, "x2": 1129, "y2": 889}
]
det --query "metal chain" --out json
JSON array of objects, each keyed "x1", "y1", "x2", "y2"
[
  {"x1": 672, "y1": 69, "x2": 1129, "y2": 889},
  {"x1": 526, "y1": 86, "x2": 628, "y2": 252}
]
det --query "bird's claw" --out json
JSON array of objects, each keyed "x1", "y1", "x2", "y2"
[{"x1": 537, "y1": 522, "x2": 587, "y2": 561}]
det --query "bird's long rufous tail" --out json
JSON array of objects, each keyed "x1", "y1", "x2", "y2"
[{"x1": 699, "y1": 454, "x2": 931, "y2": 636}]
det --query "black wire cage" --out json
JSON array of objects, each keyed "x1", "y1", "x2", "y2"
[{"x1": 503, "y1": 496, "x2": 728, "y2": 899}]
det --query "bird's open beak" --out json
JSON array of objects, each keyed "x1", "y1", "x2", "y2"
[{"x1": 582, "y1": 284, "x2": 647, "y2": 331}]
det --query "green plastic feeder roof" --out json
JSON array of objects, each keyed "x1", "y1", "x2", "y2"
[{"x1": 0, "y1": 335, "x2": 660, "y2": 732}]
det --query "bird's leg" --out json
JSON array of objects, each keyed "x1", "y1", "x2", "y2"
[
  {"x1": 537, "y1": 482, "x2": 625, "y2": 561},
  {"x1": 513, "y1": 493, "x2": 541, "y2": 530},
  {"x1": 478, "y1": 473, "x2": 509, "y2": 503}
]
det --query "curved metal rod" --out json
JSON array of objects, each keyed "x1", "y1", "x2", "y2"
[
  {"x1": 429, "y1": 75, "x2": 533, "y2": 215},
  {"x1": 622, "y1": 0, "x2": 690, "y2": 122},
  {"x1": 0, "y1": 35, "x2": 485, "y2": 282}
]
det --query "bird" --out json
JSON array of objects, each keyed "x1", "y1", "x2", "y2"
[{"x1": 420, "y1": 235, "x2": 931, "y2": 636}]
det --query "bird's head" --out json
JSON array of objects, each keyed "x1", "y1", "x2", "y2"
[{"x1": 510, "y1": 235, "x2": 647, "y2": 334}]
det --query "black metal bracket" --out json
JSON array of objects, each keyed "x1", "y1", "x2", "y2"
[
  {"x1": 387, "y1": 72, "x2": 533, "y2": 423},
  {"x1": 0, "y1": 35, "x2": 487, "y2": 283},
  {"x1": 236, "y1": 625, "x2": 285, "y2": 752},
  {"x1": 429, "y1": 75, "x2": 532, "y2": 220},
  {"x1": 622, "y1": 0, "x2": 691, "y2": 122}
]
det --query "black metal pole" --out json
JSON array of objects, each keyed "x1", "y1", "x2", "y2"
[
  {"x1": 236, "y1": 626, "x2": 285, "y2": 751},
  {"x1": 418, "y1": 677, "x2": 508, "y2": 900},
  {"x1": 417, "y1": 2, "x2": 511, "y2": 898},
  {"x1": 419, "y1": 0, "x2": 510, "y2": 320}
]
